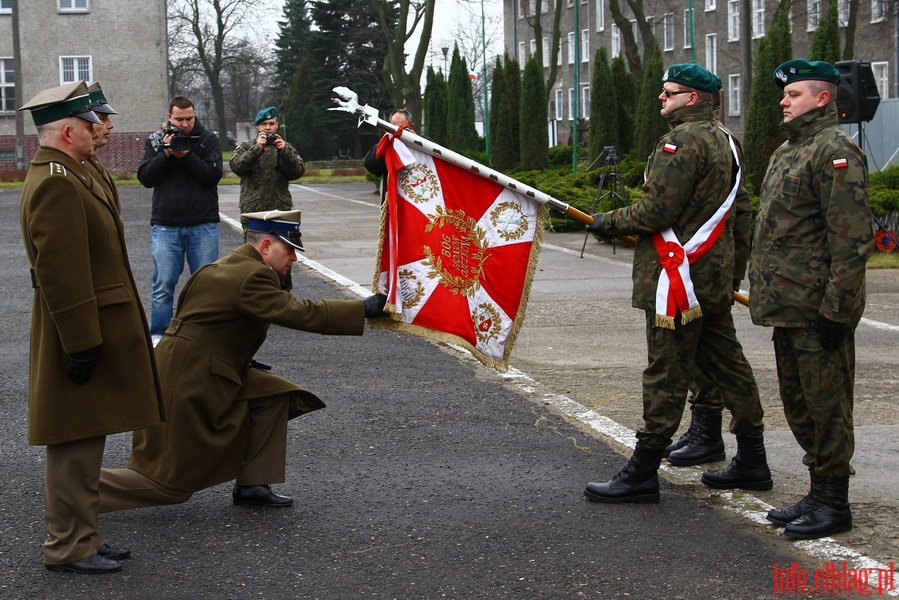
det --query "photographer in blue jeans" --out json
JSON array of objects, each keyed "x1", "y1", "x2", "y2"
[{"x1": 138, "y1": 95, "x2": 223, "y2": 344}]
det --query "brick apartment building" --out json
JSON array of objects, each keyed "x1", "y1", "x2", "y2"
[
  {"x1": 0, "y1": 0, "x2": 168, "y2": 175},
  {"x1": 504, "y1": 0, "x2": 896, "y2": 146}
]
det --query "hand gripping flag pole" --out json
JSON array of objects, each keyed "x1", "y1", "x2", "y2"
[{"x1": 328, "y1": 87, "x2": 747, "y2": 311}]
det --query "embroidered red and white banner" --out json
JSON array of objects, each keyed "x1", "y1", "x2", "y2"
[{"x1": 369, "y1": 133, "x2": 546, "y2": 371}]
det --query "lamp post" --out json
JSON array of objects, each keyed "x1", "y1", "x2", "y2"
[{"x1": 441, "y1": 47, "x2": 449, "y2": 75}]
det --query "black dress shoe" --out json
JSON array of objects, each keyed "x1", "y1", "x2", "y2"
[
  {"x1": 97, "y1": 543, "x2": 131, "y2": 561},
  {"x1": 232, "y1": 484, "x2": 293, "y2": 507},
  {"x1": 46, "y1": 553, "x2": 122, "y2": 574}
]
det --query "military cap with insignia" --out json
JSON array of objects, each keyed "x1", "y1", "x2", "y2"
[
  {"x1": 243, "y1": 209, "x2": 304, "y2": 251},
  {"x1": 773, "y1": 59, "x2": 841, "y2": 89},
  {"x1": 87, "y1": 82, "x2": 118, "y2": 115},
  {"x1": 662, "y1": 63, "x2": 722, "y2": 94},
  {"x1": 254, "y1": 106, "x2": 278, "y2": 125},
  {"x1": 18, "y1": 81, "x2": 102, "y2": 126}
]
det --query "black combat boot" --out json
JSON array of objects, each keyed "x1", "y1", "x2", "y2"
[
  {"x1": 663, "y1": 404, "x2": 700, "y2": 457},
  {"x1": 667, "y1": 407, "x2": 725, "y2": 466},
  {"x1": 767, "y1": 469, "x2": 822, "y2": 527},
  {"x1": 584, "y1": 442, "x2": 663, "y2": 503},
  {"x1": 784, "y1": 476, "x2": 852, "y2": 539},
  {"x1": 700, "y1": 433, "x2": 773, "y2": 491}
]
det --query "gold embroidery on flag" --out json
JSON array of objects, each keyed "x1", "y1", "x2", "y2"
[
  {"x1": 422, "y1": 207, "x2": 490, "y2": 296},
  {"x1": 473, "y1": 302, "x2": 502, "y2": 343},
  {"x1": 399, "y1": 163, "x2": 440, "y2": 204},
  {"x1": 489, "y1": 202, "x2": 529, "y2": 242},
  {"x1": 398, "y1": 268, "x2": 426, "y2": 307}
]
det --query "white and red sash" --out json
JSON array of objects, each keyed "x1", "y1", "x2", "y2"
[{"x1": 651, "y1": 130, "x2": 741, "y2": 329}]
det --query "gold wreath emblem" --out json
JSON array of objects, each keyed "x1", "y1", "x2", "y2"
[
  {"x1": 399, "y1": 163, "x2": 440, "y2": 204},
  {"x1": 472, "y1": 302, "x2": 502, "y2": 344},
  {"x1": 398, "y1": 268, "x2": 426, "y2": 307},
  {"x1": 422, "y1": 206, "x2": 490, "y2": 296},
  {"x1": 489, "y1": 201, "x2": 529, "y2": 242}
]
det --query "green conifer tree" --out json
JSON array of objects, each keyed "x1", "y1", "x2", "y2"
[
  {"x1": 808, "y1": 1, "x2": 841, "y2": 64},
  {"x1": 519, "y1": 56, "x2": 548, "y2": 171},
  {"x1": 489, "y1": 57, "x2": 516, "y2": 171},
  {"x1": 424, "y1": 67, "x2": 448, "y2": 145},
  {"x1": 588, "y1": 46, "x2": 619, "y2": 163},
  {"x1": 504, "y1": 54, "x2": 522, "y2": 165},
  {"x1": 633, "y1": 44, "x2": 667, "y2": 160},
  {"x1": 446, "y1": 45, "x2": 479, "y2": 153},
  {"x1": 611, "y1": 56, "x2": 636, "y2": 156}
]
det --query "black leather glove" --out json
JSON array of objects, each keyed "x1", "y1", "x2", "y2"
[
  {"x1": 815, "y1": 314, "x2": 848, "y2": 351},
  {"x1": 363, "y1": 294, "x2": 388, "y2": 318},
  {"x1": 585, "y1": 212, "x2": 610, "y2": 238},
  {"x1": 66, "y1": 346, "x2": 99, "y2": 384}
]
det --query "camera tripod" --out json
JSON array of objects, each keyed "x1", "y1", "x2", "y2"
[{"x1": 581, "y1": 145, "x2": 629, "y2": 257}]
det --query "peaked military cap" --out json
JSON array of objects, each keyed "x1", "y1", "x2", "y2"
[
  {"x1": 18, "y1": 81, "x2": 102, "y2": 126},
  {"x1": 662, "y1": 63, "x2": 722, "y2": 94},
  {"x1": 244, "y1": 209, "x2": 304, "y2": 252},
  {"x1": 87, "y1": 82, "x2": 118, "y2": 115},
  {"x1": 773, "y1": 59, "x2": 841, "y2": 89},
  {"x1": 254, "y1": 106, "x2": 278, "y2": 125}
]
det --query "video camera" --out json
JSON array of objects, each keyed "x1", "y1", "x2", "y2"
[{"x1": 162, "y1": 125, "x2": 197, "y2": 152}]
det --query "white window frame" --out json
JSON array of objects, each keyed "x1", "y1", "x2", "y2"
[
  {"x1": 518, "y1": 41, "x2": 526, "y2": 64},
  {"x1": 872, "y1": 61, "x2": 889, "y2": 99},
  {"x1": 59, "y1": 55, "x2": 92, "y2": 85},
  {"x1": 837, "y1": 0, "x2": 849, "y2": 26},
  {"x1": 663, "y1": 13, "x2": 675, "y2": 51},
  {"x1": 705, "y1": 33, "x2": 717, "y2": 75},
  {"x1": 807, "y1": 0, "x2": 820, "y2": 31},
  {"x1": 872, "y1": 0, "x2": 885, "y2": 23},
  {"x1": 554, "y1": 88, "x2": 564, "y2": 120},
  {"x1": 568, "y1": 87, "x2": 574, "y2": 121},
  {"x1": 581, "y1": 29, "x2": 589, "y2": 62},
  {"x1": 752, "y1": 0, "x2": 765, "y2": 38},
  {"x1": 596, "y1": 0, "x2": 605, "y2": 31},
  {"x1": 542, "y1": 37, "x2": 549, "y2": 68},
  {"x1": 611, "y1": 23, "x2": 621, "y2": 58},
  {"x1": 705, "y1": 0, "x2": 716, "y2": 11},
  {"x1": 581, "y1": 85, "x2": 591, "y2": 119},
  {"x1": 684, "y1": 8, "x2": 694, "y2": 49},
  {"x1": 0, "y1": 0, "x2": 12, "y2": 14},
  {"x1": 567, "y1": 31, "x2": 575, "y2": 64},
  {"x1": 727, "y1": 0, "x2": 740, "y2": 41},
  {"x1": 58, "y1": 0, "x2": 88, "y2": 12},
  {"x1": 728, "y1": 74, "x2": 741, "y2": 116},
  {"x1": 518, "y1": 0, "x2": 529, "y2": 18},
  {"x1": 1, "y1": 57, "x2": 15, "y2": 113}
]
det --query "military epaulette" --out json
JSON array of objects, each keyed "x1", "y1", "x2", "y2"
[{"x1": 48, "y1": 162, "x2": 68, "y2": 176}]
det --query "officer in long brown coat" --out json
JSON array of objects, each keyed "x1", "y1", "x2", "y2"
[
  {"x1": 99, "y1": 211, "x2": 388, "y2": 511},
  {"x1": 18, "y1": 81, "x2": 165, "y2": 574}
]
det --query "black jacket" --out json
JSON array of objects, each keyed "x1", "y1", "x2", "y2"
[{"x1": 137, "y1": 119, "x2": 223, "y2": 226}]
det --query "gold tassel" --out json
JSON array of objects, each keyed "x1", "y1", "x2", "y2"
[
  {"x1": 681, "y1": 305, "x2": 703, "y2": 325},
  {"x1": 655, "y1": 314, "x2": 675, "y2": 329}
]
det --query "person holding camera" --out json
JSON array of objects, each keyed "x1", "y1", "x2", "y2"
[
  {"x1": 138, "y1": 95, "x2": 223, "y2": 345},
  {"x1": 230, "y1": 106, "x2": 305, "y2": 290}
]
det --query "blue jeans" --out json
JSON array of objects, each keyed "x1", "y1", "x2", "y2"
[{"x1": 150, "y1": 223, "x2": 219, "y2": 335}]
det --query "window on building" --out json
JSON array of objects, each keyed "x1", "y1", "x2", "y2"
[
  {"x1": 582, "y1": 86, "x2": 591, "y2": 119},
  {"x1": 541, "y1": 0, "x2": 548, "y2": 14},
  {"x1": 60, "y1": 56, "x2": 92, "y2": 84},
  {"x1": 728, "y1": 74, "x2": 741, "y2": 116},
  {"x1": 555, "y1": 88, "x2": 564, "y2": 120},
  {"x1": 837, "y1": 0, "x2": 849, "y2": 26},
  {"x1": 872, "y1": 61, "x2": 889, "y2": 99},
  {"x1": 706, "y1": 0, "x2": 716, "y2": 10},
  {"x1": 705, "y1": 34, "x2": 717, "y2": 74},
  {"x1": 684, "y1": 8, "x2": 694, "y2": 48},
  {"x1": 518, "y1": 0, "x2": 529, "y2": 18},
  {"x1": 59, "y1": 0, "x2": 89, "y2": 11},
  {"x1": 596, "y1": 0, "x2": 605, "y2": 31},
  {"x1": 581, "y1": 29, "x2": 589, "y2": 61},
  {"x1": 529, "y1": 39, "x2": 537, "y2": 60},
  {"x1": 611, "y1": 23, "x2": 621, "y2": 57},
  {"x1": 1, "y1": 58, "x2": 15, "y2": 112},
  {"x1": 568, "y1": 87, "x2": 574, "y2": 121},
  {"x1": 728, "y1": 0, "x2": 740, "y2": 41},
  {"x1": 752, "y1": 0, "x2": 765, "y2": 38},
  {"x1": 872, "y1": 0, "x2": 885, "y2": 23},
  {"x1": 807, "y1": 0, "x2": 821, "y2": 31},
  {"x1": 630, "y1": 19, "x2": 638, "y2": 40},
  {"x1": 542, "y1": 37, "x2": 549, "y2": 67},
  {"x1": 518, "y1": 41, "x2": 526, "y2": 64},
  {"x1": 663, "y1": 13, "x2": 675, "y2": 51},
  {"x1": 0, "y1": 0, "x2": 12, "y2": 14},
  {"x1": 558, "y1": 36, "x2": 564, "y2": 65},
  {"x1": 568, "y1": 31, "x2": 575, "y2": 64}
]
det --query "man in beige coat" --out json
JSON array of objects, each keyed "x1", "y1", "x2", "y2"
[
  {"x1": 18, "y1": 81, "x2": 165, "y2": 574},
  {"x1": 99, "y1": 211, "x2": 388, "y2": 511}
]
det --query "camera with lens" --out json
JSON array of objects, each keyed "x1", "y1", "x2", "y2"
[
  {"x1": 162, "y1": 125, "x2": 192, "y2": 152},
  {"x1": 265, "y1": 133, "x2": 278, "y2": 146}
]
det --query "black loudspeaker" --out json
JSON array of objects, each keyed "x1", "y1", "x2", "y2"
[{"x1": 835, "y1": 60, "x2": 881, "y2": 124}]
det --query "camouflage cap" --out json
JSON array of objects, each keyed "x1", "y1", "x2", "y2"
[
  {"x1": 18, "y1": 81, "x2": 102, "y2": 126},
  {"x1": 87, "y1": 82, "x2": 118, "y2": 115},
  {"x1": 662, "y1": 63, "x2": 721, "y2": 93},
  {"x1": 773, "y1": 59, "x2": 841, "y2": 89},
  {"x1": 244, "y1": 209, "x2": 304, "y2": 252},
  {"x1": 254, "y1": 106, "x2": 278, "y2": 125}
]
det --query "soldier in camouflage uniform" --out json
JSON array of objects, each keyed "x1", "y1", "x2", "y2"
[
  {"x1": 583, "y1": 64, "x2": 769, "y2": 504},
  {"x1": 751, "y1": 60, "x2": 874, "y2": 540},
  {"x1": 229, "y1": 107, "x2": 306, "y2": 290}
]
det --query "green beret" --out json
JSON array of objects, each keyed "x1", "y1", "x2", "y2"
[
  {"x1": 662, "y1": 63, "x2": 721, "y2": 93},
  {"x1": 773, "y1": 59, "x2": 841, "y2": 89},
  {"x1": 254, "y1": 106, "x2": 278, "y2": 125}
]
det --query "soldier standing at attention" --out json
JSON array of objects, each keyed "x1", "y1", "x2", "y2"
[
  {"x1": 751, "y1": 60, "x2": 874, "y2": 539},
  {"x1": 83, "y1": 82, "x2": 118, "y2": 202},
  {"x1": 229, "y1": 106, "x2": 305, "y2": 290},
  {"x1": 582, "y1": 64, "x2": 769, "y2": 503}
]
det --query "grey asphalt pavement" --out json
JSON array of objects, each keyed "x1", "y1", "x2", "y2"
[{"x1": 0, "y1": 182, "x2": 895, "y2": 598}]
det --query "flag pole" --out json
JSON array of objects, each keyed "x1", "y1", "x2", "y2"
[{"x1": 328, "y1": 87, "x2": 749, "y2": 308}]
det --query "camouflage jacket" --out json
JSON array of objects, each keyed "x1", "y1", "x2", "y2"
[
  {"x1": 229, "y1": 139, "x2": 305, "y2": 219},
  {"x1": 749, "y1": 103, "x2": 874, "y2": 328},
  {"x1": 603, "y1": 102, "x2": 748, "y2": 314}
]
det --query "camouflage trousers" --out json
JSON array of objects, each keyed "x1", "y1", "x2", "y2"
[
  {"x1": 637, "y1": 309, "x2": 764, "y2": 449},
  {"x1": 772, "y1": 326, "x2": 856, "y2": 477},
  {"x1": 688, "y1": 365, "x2": 725, "y2": 412}
]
